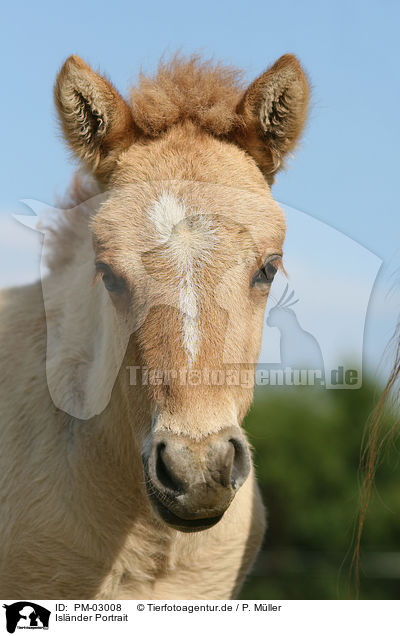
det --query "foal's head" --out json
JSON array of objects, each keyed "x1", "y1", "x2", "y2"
[{"x1": 55, "y1": 54, "x2": 309, "y2": 531}]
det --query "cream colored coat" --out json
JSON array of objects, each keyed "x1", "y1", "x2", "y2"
[{"x1": 0, "y1": 53, "x2": 309, "y2": 599}]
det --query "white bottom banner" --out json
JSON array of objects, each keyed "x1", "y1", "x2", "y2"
[{"x1": 1, "y1": 600, "x2": 398, "y2": 635}]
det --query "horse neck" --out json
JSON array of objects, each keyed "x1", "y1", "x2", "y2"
[{"x1": 38, "y1": 193, "x2": 161, "y2": 551}]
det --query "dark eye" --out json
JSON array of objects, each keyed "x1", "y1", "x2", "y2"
[
  {"x1": 252, "y1": 255, "x2": 281, "y2": 289},
  {"x1": 95, "y1": 262, "x2": 126, "y2": 294}
]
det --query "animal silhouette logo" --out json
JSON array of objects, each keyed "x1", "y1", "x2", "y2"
[
  {"x1": 267, "y1": 284, "x2": 325, "y2": 378},
  {"x1": 3, "y1": 602, "x2": 50, "y2": 633}
]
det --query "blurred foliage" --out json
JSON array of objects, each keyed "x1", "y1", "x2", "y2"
[{"x1": 239, "y1": 380, "x2": 400, "y2": 599}]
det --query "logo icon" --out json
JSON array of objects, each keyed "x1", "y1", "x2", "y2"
[
  {"x1": 266, "y1": 284, "x2": 325, "y2": 378},
  {"x1": 3, "y1": 602, "x2": 50, "y2": 633}
]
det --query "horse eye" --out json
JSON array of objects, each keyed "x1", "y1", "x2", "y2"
[
  {"x1": 96, "y1": 263, "x2": 125, "y2": 294},
  {"x1": 252, "y1": 255, "x2": 281, "y2": 289}
]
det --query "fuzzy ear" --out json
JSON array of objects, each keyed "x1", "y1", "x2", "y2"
[
  {"x1": 55, "y1": 55, "x2": 135, "y2": 181},
  {"x1": 235, "y1": 54, "x2": 310, "y2": 183}
]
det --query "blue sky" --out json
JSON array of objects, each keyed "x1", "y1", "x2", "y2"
[{"x1": 1, "y1": 0, "x2": 399, "y2": 381}]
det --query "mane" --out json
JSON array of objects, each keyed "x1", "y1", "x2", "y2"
[
  {"x1": 129, "y1": 54, "x2": 245, "y2": 137},
  {"x1": 351, "y1": 325, "x2": 400, "y2": 594},
  {"x1": 43, "y1": 172, "x2": 99, "y2": 273}
]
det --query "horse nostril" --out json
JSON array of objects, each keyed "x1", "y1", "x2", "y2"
[
  {"x1": 229, "y1": 437, "x2": 251, "y2": 490},
  {"x1": 146, "y1": 431, "x2": 250, "y2": 504},
  {"x1": 155, "y1": 443, "x2": 183, "y2": 494}
]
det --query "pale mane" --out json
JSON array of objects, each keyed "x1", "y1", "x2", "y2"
[
  {"x1": 130, "y1": 55, "x2": 245, "y2": 137},
  {"x1": 43, "y1": 172, "x2": 99, "y2": 272}
]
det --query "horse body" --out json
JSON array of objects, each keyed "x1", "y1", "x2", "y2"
[{"x1": 0, "y1": 54, "x2": 309, "y2": 598}]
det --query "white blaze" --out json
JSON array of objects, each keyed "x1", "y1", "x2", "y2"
[
  {"x1": 148, "y1": 192, "x2": 217, "y2": 365},
  {"x1": 148, "y1": 192, "x2": 187, "y2": 242}
]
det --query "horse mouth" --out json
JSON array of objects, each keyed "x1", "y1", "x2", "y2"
[
  {"x1": 141, "y1": 438, "x2": 238, "y2": 533},
  {"x1": 146, "y1": 488, "x2": 224, "y2": 533}
]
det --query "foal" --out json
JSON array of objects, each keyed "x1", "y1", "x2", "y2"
[{"x1": 0, "y1": 54, "x2": 309, "y2": 598}]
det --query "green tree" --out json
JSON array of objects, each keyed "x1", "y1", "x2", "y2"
[{"x1": 240, "y1": 382, "x2": 400, "y2": 599}]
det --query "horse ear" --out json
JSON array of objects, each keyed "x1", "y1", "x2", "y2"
[
  {"x1": 55, "y1": 55, "x2": 136, "y2": 181},
  {"x1": 234, "y1": 54, "x2": 310, "y2": 183}
]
